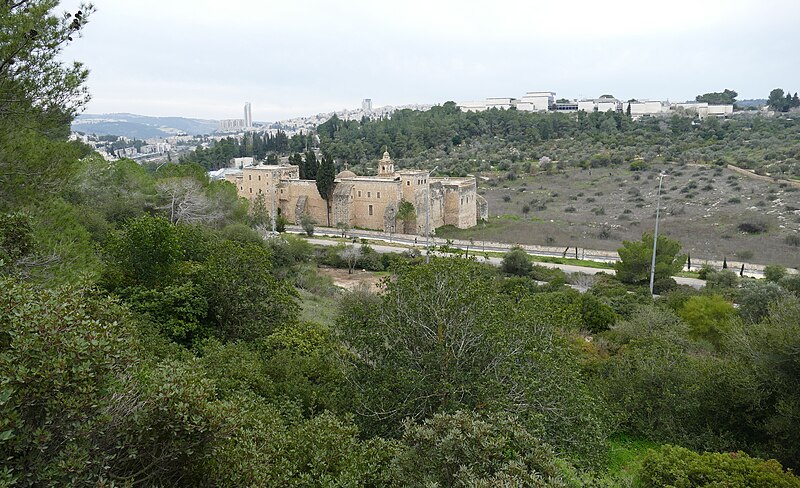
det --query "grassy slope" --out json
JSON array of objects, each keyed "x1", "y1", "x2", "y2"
[{"x1": 436, "y1": 163, "x2": 800, "y2": 267}]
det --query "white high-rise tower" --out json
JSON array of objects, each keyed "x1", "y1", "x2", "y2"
[
  {"x1": 362, "y1": 98, "x2": 372, "y2": 112},
  {"x1": 244, "y1": 102, "x2": 252, "y2": 127}
]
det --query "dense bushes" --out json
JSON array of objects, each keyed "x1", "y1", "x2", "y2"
[
  {"x1": 389, "y1": 411, "x2": 580, "y2": 487},
  {"x1": 637, "y1": 445, "x2": 800, "y2": 488},
  {"x1": 337, "y1": 258, "x2": 611, "y2": 466}
]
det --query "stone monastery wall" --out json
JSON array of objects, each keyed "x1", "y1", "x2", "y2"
[{"x1": 231, "y1": 152, "x2": 484, "y2": 235}]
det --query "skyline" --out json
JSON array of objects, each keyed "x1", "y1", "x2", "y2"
[{"x1": 59, "y1": 0, "x2": 800, "y2": 121}]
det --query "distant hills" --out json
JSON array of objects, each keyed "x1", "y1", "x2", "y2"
[
  {"x1": 72, "y1": 113, "x2": 220, "y2": 138},
  {"x1": 737, "y1": 99, "x2": 766, "y2": 108}
]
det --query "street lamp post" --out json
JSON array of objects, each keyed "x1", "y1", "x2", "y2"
[
  {"x1": 425, "y1": 166, "x2": 438, "y2": 264},
  {"x1": 270, "y1": 170, "x2": 277, "y2": 236},
  {"x1": 649, "y1": 173, "x2": 666, "y2": 295},
  {"x1": 388, "y1": 208, "x2": 395, "y2": 243}
]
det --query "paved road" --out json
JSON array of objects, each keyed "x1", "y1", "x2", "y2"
[
  {"x1": 287, "y1": 225, "x2": 767, "y2": 279},
  {"x1": 299, "y1": 234, "x2": 706, "y2": 289}
]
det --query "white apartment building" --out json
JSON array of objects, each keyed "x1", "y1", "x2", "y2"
[
  {"x1": 244, "y1": 102, "x2": 252, "y2": 128},
  {"x1": 578, "y1": 97, "x2": 623, "y2": 112},
  {"x1": 626, "y1": 100, "x2": 668, "y2": 117},
  {"x1": 485, "y1": 97, "x2": 517, "y2": 110},
  {"x1": 219, "y1": 119, "x2": 246, "y2": 131},
  {"x1": 515, "y1": 91, "x2": 555, "y2": 112},
  {"x1": 674, "y1": 102, "x2": 734, "y2": 119},
  {"x1": 457, "y1": 100, "x2": 489, "y2": 112}
]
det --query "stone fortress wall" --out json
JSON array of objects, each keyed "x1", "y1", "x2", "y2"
[{"x1": 227, "y1": 151, "x2": 487, "y2": 235}]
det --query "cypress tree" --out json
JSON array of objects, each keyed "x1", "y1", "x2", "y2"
[
  {"x1": 316, "y1": 153, "x2": 336, "y2": 226},
  {"x1": 304, "y1": 151, "x2": 318, "y2": 180},
  {"x1": 722, "y1": 256, "x2": 728, "y2": 269}
]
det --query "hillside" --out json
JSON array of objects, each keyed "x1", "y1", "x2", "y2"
[
  {"x1": 72, "y1": 113, "x2": 219, "y2": 137},
  {"x1": 437, "y1": 163, "x2": 800, "y2": 268}
]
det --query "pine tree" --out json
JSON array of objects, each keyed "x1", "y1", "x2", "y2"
[{"x1": 316, "y1": 154, "x2": 336, "y2": 226}]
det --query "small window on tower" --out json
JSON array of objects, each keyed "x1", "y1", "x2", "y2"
[
  {"x1": 377, "y1": 192, "x2": 381, "y2": 198},
  {"x1": 368, "y1": 205, "x2": 373, "y2": 216},
  {"x1": 367, "y1": 191, "x2": 371, "y2": 198},
  {"x1": 358, "y1": 190, "x2": 362, "y2": 197}
]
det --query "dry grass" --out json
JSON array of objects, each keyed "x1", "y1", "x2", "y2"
[{"x1": 439, "y1": 164, "x2": 800, "y2": 267}]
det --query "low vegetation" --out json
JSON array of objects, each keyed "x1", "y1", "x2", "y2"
[{"x1": 4, "y1": 3, "x2": 800, "y2": 484}]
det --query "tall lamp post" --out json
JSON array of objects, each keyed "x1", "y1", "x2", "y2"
[
  {"x1": 388, "y1": 207, "x2": 395, "y2": 243},
  {"x1": 649, "y1": 173, "x2": 666, "y2": 295},
  {"x1": 425, "y1": 166, "x2": 439, "y2": 264}
]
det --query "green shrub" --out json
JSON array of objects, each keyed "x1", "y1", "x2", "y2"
[
  {"x1": 389, "y1": 411, "x2": 580, "y2": 487},
  {"x1": 679, "y1": 295, "x2": 736, "y2": 347},
  {"x1": 580, "y1": 294, "x2": 617, "y2": 333},
  {"x1": 705, "y1": 269, "x2": 739, "y2": 291},
  {"x1": 357, "y1": 244, "x2": 384, "y2": 271},
  {"x1": 738, "y1": 219, "x2": 768, "y2": 234},
  {"x1": 530, "y1": 264, "x2": 567, "y2": 284},
  {"x1": 637, "y1": 445, "x2": 800, "y2": 488},
  {"x1": 779, "y1": 274, "x2": 800, "y2": 296},
  {"x1": 653, "y1": 277, "x2": 678, "y2": 295},
  {"x1": 658, "y1": 285, "x2": 701, "y2": 312},
  {"x1": 739, "y1": 281, "x2": 791, "y2": 323},
  {"x1": 764, "y1": 264, "x2": 788, "y2": 283},
  {"x1": 501, "y1": 246, "x2": 533, "y2": 276}
]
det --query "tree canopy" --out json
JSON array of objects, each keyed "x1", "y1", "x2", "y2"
[
  {"x1": 696, "y1": 89, "x2": 738, "y2": 106},
  {"x1": 614, "y1": 233, "x2": 686, "y2": 288}
]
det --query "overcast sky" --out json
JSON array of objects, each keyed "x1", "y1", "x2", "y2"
[{"x1": 59, "y1": 0, "x2": 800, "y2": 121}]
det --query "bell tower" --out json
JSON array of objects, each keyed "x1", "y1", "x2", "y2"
[{"x1": 378, "y1": 150, "x2": 394, "y2": 176}]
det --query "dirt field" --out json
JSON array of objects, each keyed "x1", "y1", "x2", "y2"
[
  {"x1": 316, "y1": 267, "x2": 385, "y2": 292},
  {"x1": 437, "y1": 163, "x2": 800, "y2": 268}
]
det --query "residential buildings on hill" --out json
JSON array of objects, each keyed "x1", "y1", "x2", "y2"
[{"x1": 458, "y1": 91, "x2": 734, "y2": 119}]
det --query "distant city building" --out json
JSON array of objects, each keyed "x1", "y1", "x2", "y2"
[
  {"x1": 577, "y1": 97, "x2": 623, "y2": 113},
  {"x1": 516, "y1": 91, "x2": 555, "y2": 112},
  {"x1": 362, "y1": 98, "x2": 373, "y2": 111},
  {"x1": 244, "y1": 102, "x2": 252, "y2": 128},
  {"x1": 626, "y1": 100, "x2": 668, "y2": 117},
  {"x1": 224, "y1": 151, "x2": 488, "y2": 234},
  {"x1": 552, "y1": 100, "x2": 579, "y2": 112},
  {"x1": 673, "y1": 102, "x2": 733, "y2": 119},
  {"x1": 219, "y1": 119, "x2": 246, "y2": 132},
  {"x1": 456, "y1": 100, "x2": 489, "y2": 112},
  {"x1": 485, "y1": 97, "x2": 516, "y2": 110}
]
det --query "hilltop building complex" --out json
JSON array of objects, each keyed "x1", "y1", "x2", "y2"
[
  {"x1": 224, "y1": 152, "x2": 488, "y2": 234},
  {"x1": 458, "y1": 91, "x2": 734, "y2": 119}
]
